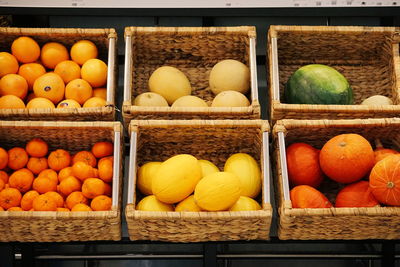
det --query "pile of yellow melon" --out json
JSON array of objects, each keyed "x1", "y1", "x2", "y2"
[
  {"x1": 136, "y1": 153, "x2": 262, "y2": 212},
  {"x1": 134, "y1": 59, "x2": 251, "y2": 108},
  {"x1": 0, "y1": 36, "x2": 108, "y2": 109}
]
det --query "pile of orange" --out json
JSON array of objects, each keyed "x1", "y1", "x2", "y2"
[
  {"x1": 0, "y1": 36, "x2": 108, "y2": 109},
  {"x1": 0, "y1": 138, "x2": 114, "y2": 212}
]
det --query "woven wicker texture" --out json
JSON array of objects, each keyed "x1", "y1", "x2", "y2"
[
  {"x1": 0, "y1": 121, "x2": 122, "y2": 242},
  {"x1": 0, "y1": 27, "x2": 117, "y2": 121},
  {"x1": 0, "y1": 16, "x2": 11, "y2": 27},
  {"x1": 126, "y1": 120, "x2": 272, "y2": 242},
  {"x1": 273, "y1": 118, "x2": 400, "y2": 240},
  {"x1": 268, "y1": 26, "x2": 400, "y2": 121},
  {"x1": 122, "y1": 27, "x2": 260, "y2": 123}
]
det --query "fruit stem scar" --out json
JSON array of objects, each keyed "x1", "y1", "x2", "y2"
[
  {"x1": 44, "y1": 86, "x2": 51, "y2": 91},
  {"x1": 339, "y1": 142, "x2": 346, "y2": 147},
  {"x1": 387, "y1": 181, "x2": 395, "y2": 189}
]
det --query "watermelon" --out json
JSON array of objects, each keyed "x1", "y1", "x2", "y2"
[{"x1": 285, "y1": 64, "x2": 353, "y2": 105}]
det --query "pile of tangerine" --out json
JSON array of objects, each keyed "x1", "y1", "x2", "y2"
[
  {"x1": 0, "y1": 36, "x2": 108, "y2": 109},
  {"x1": 0, "y1": 138, "x2": 114, "y2": 212}
]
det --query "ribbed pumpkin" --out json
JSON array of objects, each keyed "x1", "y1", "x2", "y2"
[
  {"x1": 194, "y1": 172, "x2": 241, "y2": 211},
  {"x1": 335, "y1": 181, "x2": 379, "y2": 208},
  {"x1": 374, "y1": 139, "x2": 398, "y2": 165},
  {"x1": 369, "y1": 154, "x2": 400, "y2": 206},
  {"x1": 290, "y1": 185, "x2": 332, "y2": 208},
  {"x1": 319, "y1": 134, "x2": 374, "y2": 184},
  {"x1": 152, "y1": 154, "x2": 202, "y2": 204},
  {"x1": 224, "y1": 153, "x2": 261, "y2": 198},
  {"x1": 286, "y1": 143, "x2": 323, "y2": 188}
]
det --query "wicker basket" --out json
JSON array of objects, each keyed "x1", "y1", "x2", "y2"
[
  {"x1": 268, "y1": 25, "x2": 400, "y2": 122},
  {"x1": 273, "y1": 118, "x2": 400, "y2": 240},
  {"x1": 0, "y1": 121, "x2": 123, "y2": 242},
  {"x1": 0, "y1": 16, "x2": 11, "y2": 27},
  {"x1": 0, "y1": 27, "x2": 117, "y2": 121},
  {"x1": 125, "y1": 120, "x2": 272, "y2": 242},
  {"x1": 122, "y1": 27, "x2": 260, "y2": 125}
]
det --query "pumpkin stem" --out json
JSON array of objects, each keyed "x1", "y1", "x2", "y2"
[
  {"x1": 387, "y1": 181, "x2": 395, "y2": 189},
  {"x1": 375, "y1": 138, "x2": 384, "y2": 149}
]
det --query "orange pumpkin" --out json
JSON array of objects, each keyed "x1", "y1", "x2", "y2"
[
  {"x1": 286, "y1": 143, "x2": 323, "y2": 188},
  {"x1": 320, "y1": 134, "x2": 374, "y2": 184},
  {"x1": 369, "y1": 154, "x2": 400, "y2": 206},
  {"x1": 290, "y1": 185, "x2": 332, "y2": 208},
  {"x1": 335, "y1": 181, "x2": 379, "y2": 208},
  {"x1": 374, "y1": 139, "x2": 398, "y2": 165}
]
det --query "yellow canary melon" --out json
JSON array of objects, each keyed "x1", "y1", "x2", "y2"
[
  {"x1": 26, "y1": 97, "x2": 55, "y2": 109},
  {"x1": 152, "y1": 154, "x2": 202, "y2": 204},
  {"x1": 148, "y1": 66, "x2": 192, "y2": 105},
  {"x1": 137, "y1": 161, "x2": 161, "y2": 196},
  {"x1": 134, "y1": 92, "x2": 169, "y2": 107},
  {"x1": 211, "y1": 91, "x2": 250, "y2": 107},
  {"x1": 175, "y1": 195, "x2": 202, "y2": 212},
  {"x1": 228, "y1": 196, "x2": 261, "y2": 211},
  {"x1": 209, "y1": 59, "x2": 250, "y2": 95},
  {"x1": 136, "y1": 195, "x2": 174, "y2": 211},
  {"x1": 198, "y1": 159, "x2": 219, "y2": 178},
  {"x1": 224, "y1": 153, "x2": 261, "y2": 198},
  {"x1": 171, "y1": 95, "x2": 208, "y2": 108},
  {"x1": 194, "y1": 172, "x2": 241, "y2": 211}
]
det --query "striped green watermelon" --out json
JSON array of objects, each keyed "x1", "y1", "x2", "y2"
[{"x1": 285, "y1": 64, "x2": 353, "y2": 105}]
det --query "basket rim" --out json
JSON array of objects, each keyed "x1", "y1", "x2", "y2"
[
  {"x1": 281, "y1": 205, "x2": 400, "y2": 217},
  {"x1": 128, "y1": 119, "x2": 269, "y2": 135},
  {"x1": 124, "y1": 26, "x2": 256, "y2": 37},
  {"x1": 0, "y1": 120, "x2": 122, "y2": 130},
  {"x1": 269, "y1": 25, "x2": 397, "y2": 36},
  {"x1": 0, "y1": 209, "x2": 120, "y2": 219},
  {"x1": 0, "y1": 27, "x2": 117, "y2": 37}
]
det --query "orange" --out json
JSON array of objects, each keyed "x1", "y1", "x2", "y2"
[
  {"x1": 90, "y1": 195, "x2": 112, "y2": 211},
  {"x1": 71, "y1": 203, "x2": 92, "y2": 211},
  {"x1": 48, "y1": 149, "x2": 71, "y2": 171},
  {"x1": 93, "y1": 168, "x2": 99, "y2": 178},
  {"x1": 71, "y1": 161, "x2": 94, "y2": 181},
  {"x1": 58, "y1": 167, "x2": 73, "y2": 182},
  {"x1": 58, "y1": 176, "x2": 81, "y2": 196},
  {"x1": 54, "y1": 60, "x2": 81, "y2": 84},
  {"x1": 44, "y1": 191, "x2": 64, "y2": 208},
  {"x1": 9, "y1": 168, "x2": 34, "y2": 193},
  {"x1": 0, "y1": 74, "x2": 28, "y2": 99},
  {"x1": 81, "y1": 59, "x2": 107, "y2": 87},
  {"x1": 8, "y1": 147, "x2": 28, "y2": 170},
  {"x1": 98, "y1": 157, "x2": 113, "y2": 183},
  {"x1": 65, "y1": 79, "x2": 93, "y2": 105},
  {"x1": 57, "y1": 99, "x2": 81, "y2": 108},
  {"x1": 0, "y1": 188, "x2": 22, "y2": 209},
  {"x1": 0, "y1": 95, "x2": 25, "y2": 109},
  {"x1": 83, "y1": 97, "x2": 106, "y2": 108},
  {"x1": 70, "y1": 40, "x2": 98, "y2": 65},
  {"x1": 0, "y1": 179, "x2": 4, "y2": 192},
  {"x1": 38, "y1": 169, "x2": 58, "y2": 184},
  {"x1": 32, "y1": 176, "x2": 57, "y2": 194},
  {"x1": 11, "y1": 36, "x2": 40, "y2": 63},
  {"x1": 93, "y1": 88, "x2": 107, "y2": 100},
  {"x1": 26, "y1": 138, "x2": 48, "y2": 157},
  {"x1": 72, "y1": 151, "x2": 97, "y2": 167},
  {"x1": 27, "y1": 157, "x2": 48, "y2": 175},
  {"x1": 0, "y1": 171, "x2": 9, "y2": 184},
  {"x1": 56, "y1": 207, "x2": 70, "y2": 211},
  {"x1": 0, "y1": 52, "x2": 19, "y2": 78},
  {"x1": 92, "y1": 141, "x2": 113, "y2": 158},
  {"x1": 20, "y1": 190, "x2": 39, "y2": 210},
  {"x1": 65, "y1": 191, "x2": 88, "y2": 209},
  {"x1": 18, "y1": 63, "x2": 46, "y2": 89},
  {"x1": 0, "y1": 148, "x2": 8, "y2": 169},
  {"x1": 40, "y1": 42, "x2": 69, "y2": 69},
  {"x1": 32, "y1": 194, "x2": 57, "y2": 211},
  {"x1": 0, "y1": 206, "x2": 3, "y2": 211},
  {"x1": 82, "y1": 178, "x2": 105, "y2": 199},
  {"x1": 33, "y1": 73, "x2": 65, "y2": 104},
  {"x1": 104, "y1": 183, "x2": 112, "y2": 197},
  {"x1": 7, "y1": 206, "x2": 23, "y2": 211},
  {"x1": 27, "y1": 97, "x2": 55, "y2": 109}
]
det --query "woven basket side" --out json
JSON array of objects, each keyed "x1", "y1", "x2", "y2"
[
  {"x1": 129, "y1": 28, "x2": 252, "y2": 104},
  {"x1": 275, "y1": 28, "x2": 395, "y2": 105}
]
